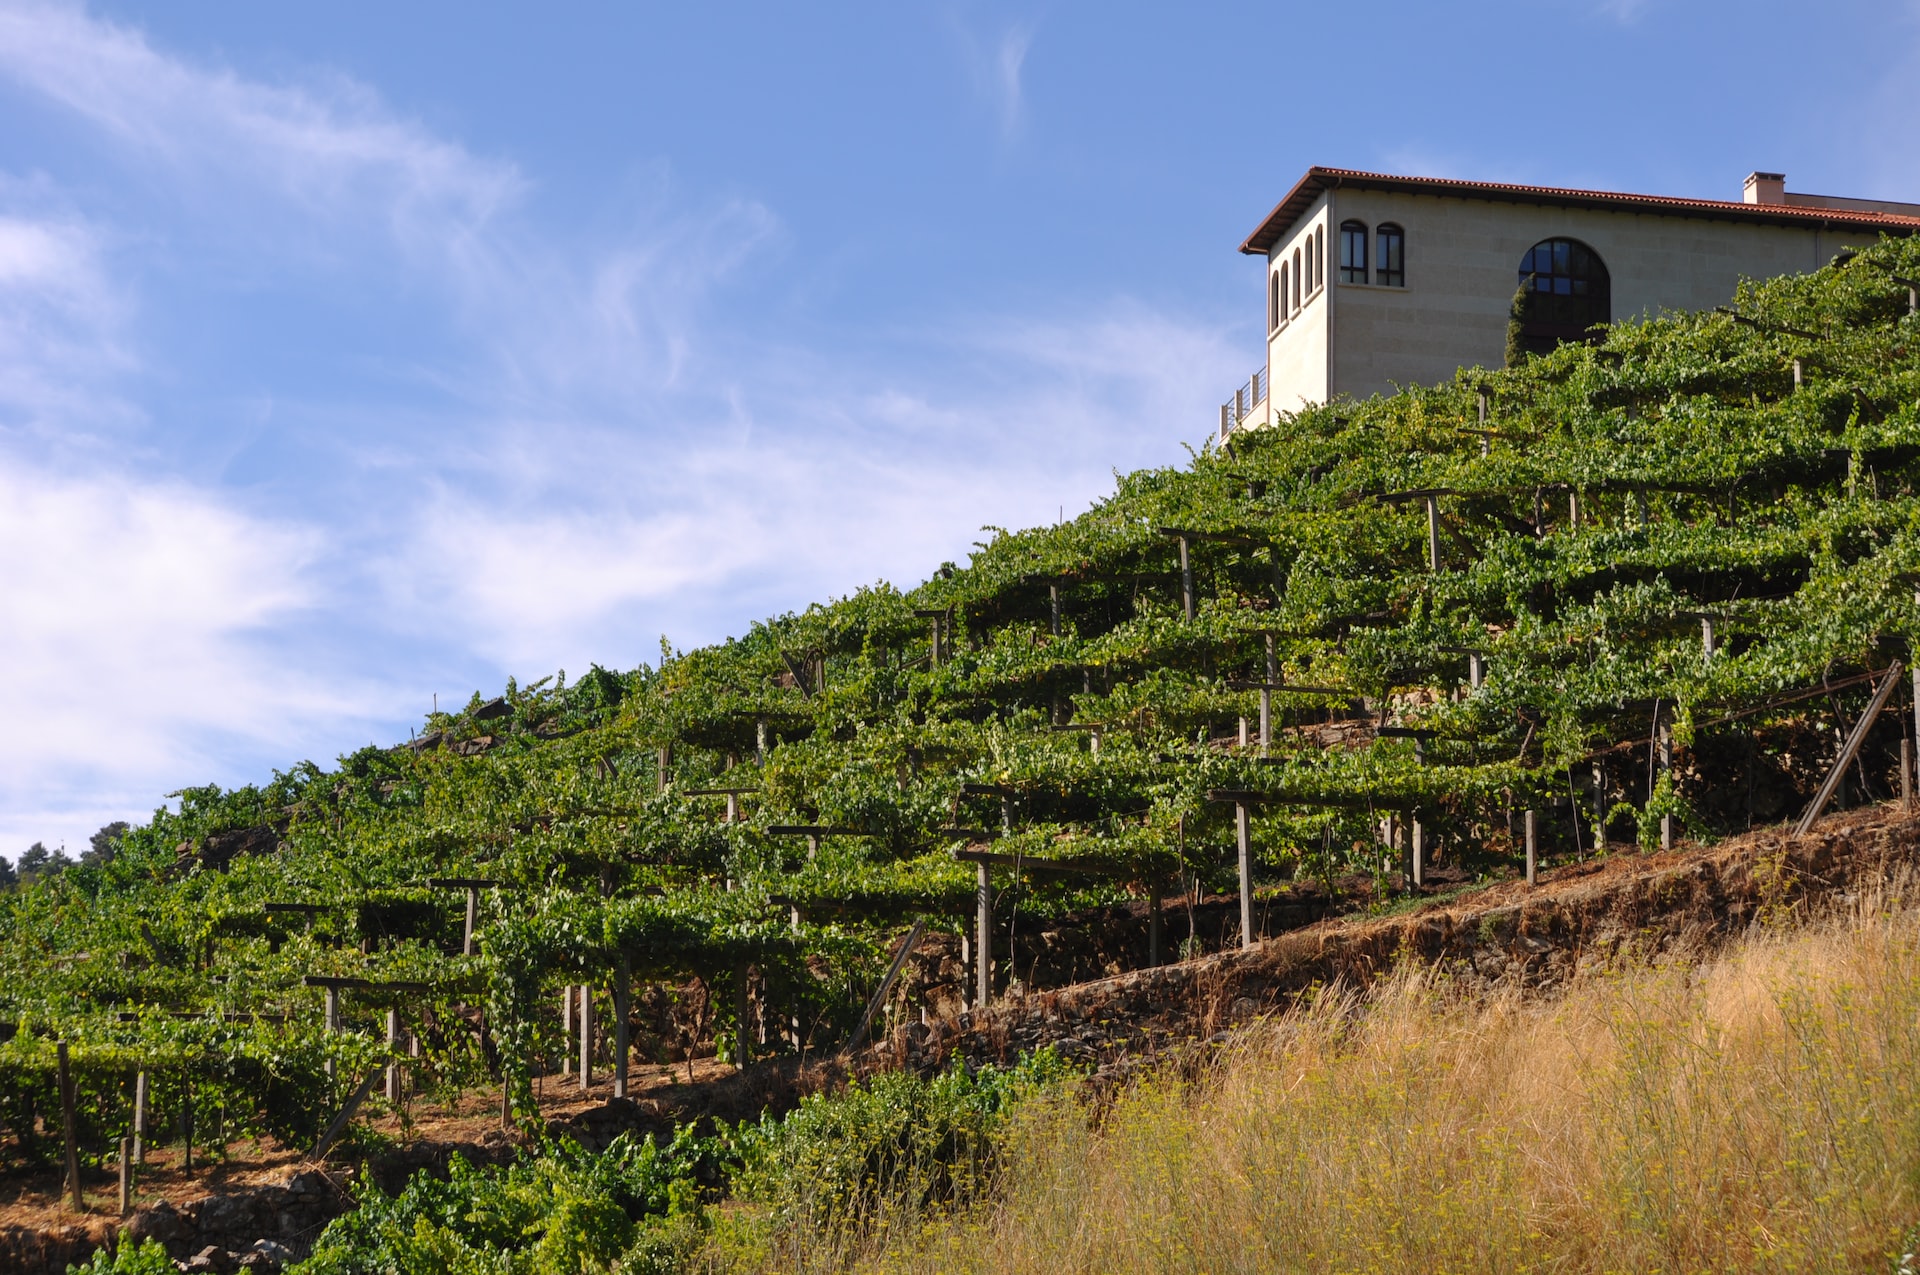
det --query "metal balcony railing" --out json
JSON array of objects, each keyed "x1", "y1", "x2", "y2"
[{"x1": 1218, "y1": 367, "x2": 1268, "y2": 441}]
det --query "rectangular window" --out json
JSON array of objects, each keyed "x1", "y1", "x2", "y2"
[
  {"x1": 1376, "y1": 225, "x2": 1405, "y2": 287},
  {"x1": 1339, "y1": 222, "x2": 1367, "y2": 284}
]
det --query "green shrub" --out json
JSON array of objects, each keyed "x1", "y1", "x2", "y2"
[
  {"x1": 69, "y1": 1238, "x2": 176, "y2": 1275},
  {"x1": 727, "y1": 1047, "x2": 1077, "y2": 1236},
  {"x1": 294, "y1": 1128, "x2": 726, "y2": 1275}
]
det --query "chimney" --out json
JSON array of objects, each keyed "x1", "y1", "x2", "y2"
[{"x1": 1744, "y1": 171, "x2": 1786, "y2": 205}]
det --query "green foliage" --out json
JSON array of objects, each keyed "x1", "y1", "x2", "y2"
[
  {"x1": 296, "y1": 1131, "x2": 725, "y2": 1275},
  {"x1": 13, "y1": 239, "x2": 1920, "y2": 1175},
  {"x1": 67, "y1": 1238, "x2": 176, "y2": 1275},
  {"x1": 727, "y1": 1047, "x2": 1078, "y2": 1233}
]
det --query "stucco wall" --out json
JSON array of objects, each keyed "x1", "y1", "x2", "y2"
[
  {"x1": 1264, "y1": 193, "x2": 1331, "y2": 417},
  {"x1": 1260, "y1": 188, "x2": 1882, "y2": 407}
]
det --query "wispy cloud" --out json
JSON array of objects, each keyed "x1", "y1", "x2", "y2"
[
  {"x1": 947, "y1": 11, "x2": 1037, "y2": 137},
  {"x1": 0, "y1": 2, "x2": 1237, "y2": 856}
]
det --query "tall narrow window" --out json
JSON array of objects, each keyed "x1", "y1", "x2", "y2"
[
  {"x1": 1277, "y1": 263, "x2": 1289, "y2": 325},
  {"x1": 1292, "y1": 248, "x2": 1303, "y2": 311},
  {"x1": 1376, "y1": 224, "x2": 1405, "y2": 287},
  {"x1": 1313, "y1": 226, "x2": 1324, "y2": 291},
  {"x1": 1339, "y1": 220, "x2": 1368, "y2": 283},
  {"x1": 1269, "y1": 269, "x2": 1280, "y2": 330}
]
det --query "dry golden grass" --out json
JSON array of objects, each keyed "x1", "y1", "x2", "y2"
[{"x1": 842, "y1": 890, "x2": 1920, "y2": 1274}]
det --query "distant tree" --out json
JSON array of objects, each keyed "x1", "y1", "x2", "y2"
[
  {"x1": 83, "y1": 821, "x2": 130, "y2": 867},
  {"x1": 0, "y1": 854, "x2": 14, "y2": 889},
  {"x1": 18, "y1": 842, "x2": 74, "y2": 883},
  {"x1": 1506, "y1": 274, "x2": 1536, "y2": 369}
]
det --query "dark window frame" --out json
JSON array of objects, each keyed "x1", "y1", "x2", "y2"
[
  {"x1": 1339, "y1": 220, "x2": 1368, "y2": 284},
  {"x1": 1375, "y1": 223, "x2": 1406, "y2": 287},
  {"x1": 1516, "y1": 237, "x2": 1611, "y2": 355}
]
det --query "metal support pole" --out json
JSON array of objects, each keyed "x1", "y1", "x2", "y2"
[
  {"x1": 975, "y1": 862, "x2": 993, "y2": 1007},
  {"x1": 1524, "y1": 809, "x2": 1537, "y2": 885},
  {"x1": 1235, "y1": 801, "x2": 1254, "y2": 950}
]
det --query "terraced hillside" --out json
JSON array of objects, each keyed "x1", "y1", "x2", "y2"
[{"x1": 8, "y1": 235, "x2": 1920, "y2": 1253}]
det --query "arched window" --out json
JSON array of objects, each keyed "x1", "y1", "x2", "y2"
[
  {"x1": 1269, "y1": 269, "x2": 1280, "y2": 330},
  {"x1": 1375, "y1": 224, "x2": 1405, "y2": 287},
  {"x1": 1314, "y1": 226, "x2": 1325, "y2": 291},
  {"x1": 1515, "y1": 238, "x2": 1610, "y2": 354},
  {"x1": 1339, "y1": 220, "x2": 1368, "y2": 283},
  {"x1": 1277, "y1": 263, "x2": 1289, "y2": 326},
  {"x1": 1292, "y1": 248, "x2": 1303, "y2": 311}
]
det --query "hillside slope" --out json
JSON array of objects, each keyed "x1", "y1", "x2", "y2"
[{"x1": 8, "y1": 236, "x2": 1920, "y2": 1234}]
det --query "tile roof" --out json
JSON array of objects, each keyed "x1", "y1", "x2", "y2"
[{"x1": 1239, "y1": 167, "x2": 1920, "y2": 255}]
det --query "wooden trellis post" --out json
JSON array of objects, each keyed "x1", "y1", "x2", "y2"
[
  {"x1": 768, "y1": 824, "x2": 865, "y2": 861},
  {"x1": 118, "y1": 1137, "x2": 131, "y2": 1217},
  {"x1": 657, "y1": 743, "x2": 672, "y2": 793},
  {"x1": 57, "y1": 1042, "x2": 81, "y2": 1211},
  {"x1": 685, "y1": 787, "x2": 755, "y2": 825},
  {"x1": 949, "y1": 841, "x2": 1125, "y2": 1002},
  {"x1": 1262, "y1": 634, "x2": 1276, "y2": 752},
  {"x1": 1378, "y1": 728, "x2": 1436, "y2": 887},
  {"x1": 1178, "y1": 535, "x2": 1193, "y2": 620},
  {"x1": 428, "y1": 878, "x2": 498, "y2": 956},
  {"x1": 974, "y1": 858, "x2": 993, "y2": 1005},
  {"x1": 132, "y1": 1070, "x2": 147, "y2": 1166},
  {"x1": 844, "y1": 921, "x2": 925, "y2": 1053},
  {"x1": 733, "y1": 962, "x2": 753, "y2": 1067},
  {"x1": 1049, "y1": 583, "x2": 1061, "y2": 636},
  {"x1": 914, "y1": 608, "x2": 950, "y2": 667},
  {"x1": 385, "y1": 1011, "x2": 401, "y2": 1102},
  {"x1": 613, "y1": 959, "x2": 631, "y2": 1099},
  {"x1": 1658, "y1": 716, "x2": 1674, "y2": 851},
  {"x1": 577, "y1": 985, "x2": 593, "y2": 1092},
  {"x1": 1148, "y1": 887, "x2": 1163, "y2": 966},
  {"x1": 1793, "y1": 660, "x2": 1905, "y2": 837},
  {"x1": 561, "y1": 984, "x2": 573, "y2": 1077},
  {"x1": 1524, "y1": 809, "x2": 1538, "y2": 885},
  {"x1": 1379, "y1": 489, "x2": 1453, "y2": 573}
]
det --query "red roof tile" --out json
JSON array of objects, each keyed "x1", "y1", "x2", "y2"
[{"x1": 1239, "y1": 167, "x2": 1920, "y2": 255}]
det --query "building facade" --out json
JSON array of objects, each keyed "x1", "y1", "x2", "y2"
[{"x1": 1220, "y1": 169, "x2": 1920, "y2": 436}]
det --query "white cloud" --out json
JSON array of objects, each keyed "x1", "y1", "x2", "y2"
[
  {"x1": 0, "y1": 451, "x2": 388, "y2": 856},
  {"x1": 0, "y1": 0, "x2": 521, "y2": 271},
  {"x1": 0, "y1": 3, "x2": 1245, "y2": 858}
]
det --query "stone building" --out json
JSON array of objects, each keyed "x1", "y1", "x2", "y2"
[{"x1": 1219, "y1": 168, "x2": 1920, "y2": 434}]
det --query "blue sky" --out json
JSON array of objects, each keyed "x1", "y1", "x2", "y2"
[{"x1": 2, "y1": 0, "x2": 1916, "y2": 859}]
